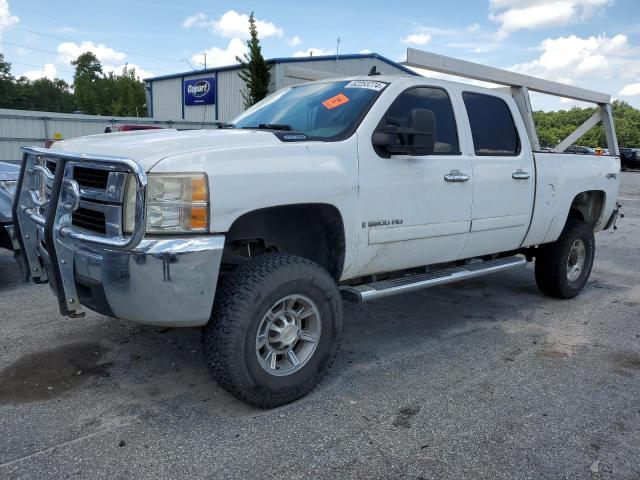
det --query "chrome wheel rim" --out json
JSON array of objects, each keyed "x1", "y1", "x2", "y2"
[
  {"x1": 566, "y1": 239, "x2": 586, "y2": 282},
  {"x1": 256, "y1": 294, "x2": 321, "y2": 376}
]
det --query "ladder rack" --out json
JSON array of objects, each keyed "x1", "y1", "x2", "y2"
[{"x1": 401, "y1": 48, "x2": 619, "y2": 155}]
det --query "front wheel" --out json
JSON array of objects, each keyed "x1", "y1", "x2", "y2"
[
  {"x1": 535, "y1": 218, "x2": 595, "y2": 299},
  {"x1": 202, "y1": 253, "x2": 343, "y2": 408}
]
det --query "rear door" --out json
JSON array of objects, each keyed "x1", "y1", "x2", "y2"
[{"x1": 459, "y1": 91, "x2": 535, "y2": 258}]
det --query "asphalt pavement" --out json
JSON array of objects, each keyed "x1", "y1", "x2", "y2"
[{"x1": 1, "y1": 172, "x2": 639, "y2": 480}]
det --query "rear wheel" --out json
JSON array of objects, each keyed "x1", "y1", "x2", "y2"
[
  {"x1": 535, "y1": 218, "x2": 595, "y2": 299},
  {"x1": 202, "y1": 253, "x2": 343, "y2": 408}
]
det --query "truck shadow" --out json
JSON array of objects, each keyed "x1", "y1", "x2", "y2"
[{"x1": 0, "y1": 268, "x2": 543, "y2": 415}]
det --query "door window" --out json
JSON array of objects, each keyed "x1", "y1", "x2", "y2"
[
  {"x1": 462, "y1": 92, "x2": 520, "y2": 156},
  {"x1": 380, "y1": 87, "x2": 460, "y2": 155}
]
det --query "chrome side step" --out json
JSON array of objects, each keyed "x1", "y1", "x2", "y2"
[{"x1": 341, "y1": 255, "x2": 527, "y2": 303}]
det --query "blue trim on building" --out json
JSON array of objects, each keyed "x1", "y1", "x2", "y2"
[
  {"x1": 214, "y1": 71, "x2": 219, "y2": 121},
  {"x1": 180, "y1": 75, "x2": 185, "y2": 119},
  {"x1": 148, "y1": 83, "x2": 153, "y2": 117},
  {"x1": 144, "y1": 53, "x2": 418, "y2": 82}
]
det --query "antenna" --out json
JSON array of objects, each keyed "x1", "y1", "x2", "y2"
[{"x1": 336, "y1": 37, "x2": 341, "y2": 73}]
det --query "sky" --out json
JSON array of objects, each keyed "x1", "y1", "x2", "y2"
[{"x1": 0, "y1": 0, "x2": 639, "y2": 111}]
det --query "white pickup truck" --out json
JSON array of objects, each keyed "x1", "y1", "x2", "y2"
[{"x1": 14, "y1": 68, "x2": 621, "y2": 407}]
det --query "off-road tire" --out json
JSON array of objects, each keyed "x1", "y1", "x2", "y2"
[
  {"x1": 535, "y1": 218, "x2": 595, "y2": 299},
  {"x1": 202, "y1": 253, "x2": 343, "y2": 408}
]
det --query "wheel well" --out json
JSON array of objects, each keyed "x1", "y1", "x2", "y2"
[
  {"x1": 568, "y1": 190, "x2": 605, "y2": 228},
  {"x1": 222, "y1": 204, "x2": 346, "y2": 280}
]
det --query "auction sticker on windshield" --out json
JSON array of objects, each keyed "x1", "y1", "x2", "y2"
[
  {"x1": 322, "y1": 93, "x2": 350, "y2": 110},
  {"x1": 344, "y1": 80, "x2": 387, "y2": 91}
]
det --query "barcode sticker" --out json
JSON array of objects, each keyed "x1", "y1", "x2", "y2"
[{"x1": 344, "y1": 80, "x2": 386, "y2": 91}]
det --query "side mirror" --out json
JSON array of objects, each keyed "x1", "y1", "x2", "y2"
[{"x1": 372, "y1": 108, "x2": 436, "y2": 157}]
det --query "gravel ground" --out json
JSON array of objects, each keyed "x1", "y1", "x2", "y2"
[{"x1": 0, "y1": 172, "x2": 639, "y2": 480}]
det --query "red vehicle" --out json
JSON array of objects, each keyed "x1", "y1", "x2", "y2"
[{"x1": 104, "y1": 124, "x2": 163, "y2": 133}]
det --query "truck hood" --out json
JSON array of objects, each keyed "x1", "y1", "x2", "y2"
[{"x1": 49, "y1": 128, "x2": 283, "y2": 171}]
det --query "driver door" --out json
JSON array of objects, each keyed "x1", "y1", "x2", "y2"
[{"x1": 354, "y1": 85, "x2": 473, "y2": 276}]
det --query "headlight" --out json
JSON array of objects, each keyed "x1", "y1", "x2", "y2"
[
  {"x1": 0, "y1": 180, "x2": 18, "y2": 198},
  {"x1": 123, "y1": 173, "x2": 209, "y2": 234}
]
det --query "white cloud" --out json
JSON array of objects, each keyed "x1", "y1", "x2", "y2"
[
  {"x1": 191, "y1": 38, "x2": 248, "y2": 68},
  {"x1": 403, "y1": 23, "x2": 500, "y2": 53},
  {"x1": 293, "y1": 47, "x2": 330, "y2": 57},
  {"x1": 57, "y1": 41, "x2": 127, "y2": 65},
  {"x1": 182, "y1": 12, "x2": 208, "y2": 28},
  {"x1": 359, "y1": 49, "x2": 372, "y2": 54},
  {"x1": 288, "y1": 35, "x2": 302, "y2": 47},
  {"x1": 510, "y1": 34, "x2": 640, "y2": 83},
  {"x1": 403, "y1": 33, "x2": 431, "y2": 46},
  {"x1": 22, "y1": 63, "x2": 57, "y2": 81},
  {"x1": 104, "y1": 63, "x2": 154, "y2": 81},
  {"x1": 56, "y1": 40, "x2": 155, "y2": 80},
  {"x1": 489, "y1": 0, "x2": 612, "y2": 37},
  {"x1": 0, "y1": 0, "x2": 18, "y2": 40},
  {"x1": 182, "y1": 10, "x2": 283, "y2": 39},
  {"x1": 619, "y1": 83, "x2": 640, "y2": 97}
]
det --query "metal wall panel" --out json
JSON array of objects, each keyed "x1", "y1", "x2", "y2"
[
  {"x1": 151, "y1": 77, "x2": 183, "y2": 120},
  {"x1": 217, "y1": 69, "x2": 247, "y2": 121},
  {"x1": 0, "y1": 108, "x2": 220, "y2": 161},
  {"x1": 275, "y1": 57, "x2": 410, "y2": 89}
]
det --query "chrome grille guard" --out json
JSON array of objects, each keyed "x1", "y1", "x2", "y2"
[{"x1": 12, "y1": 146, "x2": 147, "y2": 318}]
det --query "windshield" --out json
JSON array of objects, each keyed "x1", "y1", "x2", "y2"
[{"x1": 231, "y1": 80, "x2": 388, "y2": 140}]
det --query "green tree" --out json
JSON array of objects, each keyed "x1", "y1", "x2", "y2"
[
  {"x1": 109, "y1": 65, "x2": 147, "y2": 116},
  {"x1": 70, "y1": 54, "x2": 147, "y2": 116},
  {"x1": 534, "y1": 101, "x2": 640, "y2": 149},
  {"x1": 236, "y1": 11, "x2": 271, "y2": 109},
  {"x1": 11, "y1": 77, "x2": 75, "y2": 112},
  {"x1": 72, "y1": 52, "x2": 104, "y2": 114},
  {"x1": 0, "y1": 53, "x2": 16, "y2": 108}
]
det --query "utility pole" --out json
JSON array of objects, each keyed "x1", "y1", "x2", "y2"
[{"x1": 336, "y1": 37, "x2": 340, "y2": 73}]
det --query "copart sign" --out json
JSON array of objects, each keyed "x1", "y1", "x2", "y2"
[{"x1": 184, "y1": 77, "x2": 216, "y2": 105}]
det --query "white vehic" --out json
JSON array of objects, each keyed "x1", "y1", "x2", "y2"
[{"x1": 49, "y1": 75, "x2": 621, "y2": 281}]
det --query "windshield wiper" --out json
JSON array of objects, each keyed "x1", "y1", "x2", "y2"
[
  {"x1": 251, "y1": 123, "x2": 293, "y2": 131},
  {"x1": 213, "y1": 121, "x2": 236, "y2": 129}
]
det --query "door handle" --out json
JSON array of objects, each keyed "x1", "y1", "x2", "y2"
[
  {"x1": 444, "y1": 170, "x2": 470, "y2": 183},
  {"x1": 512, "y1": 169, "x2": 530, "y2": 180}
]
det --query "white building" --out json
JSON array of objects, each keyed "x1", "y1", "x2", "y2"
[{"x1": 144, "y1": 53, "x2": 416, "y2": 123}]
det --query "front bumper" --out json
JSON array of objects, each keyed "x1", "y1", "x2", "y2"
[
  {"x1": 13, "y1": 147, "x2": 224, "y2": 326},
  {"x1": 73, "y1": 235, "x2": 224, "y2": 326}
]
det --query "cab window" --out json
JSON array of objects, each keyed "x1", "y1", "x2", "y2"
[
  {"x1": 380, "y1": 87, "x2": 460, "y2": 155},
  {"x1": 463, "y1": 92, "x2": 521, "y2": 156}
]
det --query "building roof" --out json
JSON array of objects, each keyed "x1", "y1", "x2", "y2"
[{"x1": 144, "y1": 53, "x2": 418, "y2": 82}]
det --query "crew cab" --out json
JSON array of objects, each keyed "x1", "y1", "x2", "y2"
[{"x1": 13, "y1": 72, "x2": 621, "y2": 408}]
